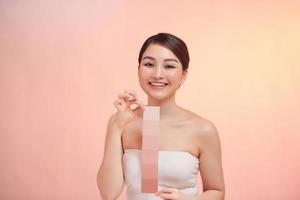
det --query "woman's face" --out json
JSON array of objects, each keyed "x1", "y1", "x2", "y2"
[{"x1": 138, "y1": 43, "x2": 187, "y2": 101}]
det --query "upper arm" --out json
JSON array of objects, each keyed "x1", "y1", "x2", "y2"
[{"x1": 198, "y1": 122, "x2": 225, "y2": 192}]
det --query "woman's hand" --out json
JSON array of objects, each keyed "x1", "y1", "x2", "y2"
[
  {"x1": 110, "y1": 89, "x2": 145, "y2": 130},
  {"x1": 155, "y1": 188, "x2": 195, "y2": 200}
]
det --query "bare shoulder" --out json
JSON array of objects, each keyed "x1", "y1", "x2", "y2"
[
  {"x1": 192, "y1": 116, "x2": 218, "y2": 137},
  {"x1": 181, "y1": 108, "x2": 218, "y2": 134},
  {"x1": 180, "y1": 108, "x2": 220, "y2": 155}
]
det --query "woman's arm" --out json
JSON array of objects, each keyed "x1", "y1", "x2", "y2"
[
  {"x1": 97, "y1": 114, "x2": 124, "y2": 200},
  {"x1": 196, "y1": 122, "x2": 225, "y2": 200},
  {"x1": 97, "y1": 90, "x2": 145, "y2": 200},
  {"x1": 155, "y1": 121, "x2": 225, "y2": 200}
]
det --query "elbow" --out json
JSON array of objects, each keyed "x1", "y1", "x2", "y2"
[
  {"x1": 215, "y1": 187, "x2": 225, "y2": 200},
  {"x1": 216, "y1": 183, "x2": 226, "y2": 199},
  {"x1": 99, "y1": 188, "x2": 123, "y2": 200},
  {"x1": 202, "y1": 188, "x2": 225, "y2": 200},
  {"x1": 217, "y1": 188, "x2": 225, "y2": 200},
  {"x1": 221, "y1": 185, "x2": 226, "y2": 199},
  {"x1": 213, "y1": 189, "x2": 225, "y2": 200},
  {"x1": 97, "y1": 174, "x2": 124, "y2": 200},
  {"x1": 220, "y1": 190, "x2": 225, "y2": 200},
  {"x1": 99, "y1": 194, "x2": 118, "y2": 200},
  {"x1": 97, "y1": 184, "x2": 121, "y2": 200}
]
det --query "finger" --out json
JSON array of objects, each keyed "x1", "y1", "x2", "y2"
[
  {"x1": 121, "y1": 95, "x2": 144, "y2": 107},
  {"x1": 132, "y1": 105, "x2": 142, "y2": 113},
  {"x1": 135, "y1": 99, "x2": 146, "y2": 110},
  {"x1": 158, "y1": 188, "x2": 177, "y2": 193},
  {"x1": 159, "y1": 192, "x2": 176, "y2": 199},
  {"x1": 113, "y1": 99, "x2": 121, "y2": 106},
  {"x1": 126, "y1": 97, "x2": 142, "y2": 105},
  {"x1": 128, "y1": 100, "x2": 145, "y2": 114},
  {"x1": 118, "y1": 93, "x2": 136, "y2": 100},
  {"x1": 113, "y1": 99, "x2": 120, "y2": 110},
  {"x1": 116, "y1": 96, "x2": 131, "y2": 108},
  {"x1": 124, "y1": 89, "x2": 137, "y2": 98},
  {"x1": 124, "y1": 89, "x2": 137, "y2": 96},
  {"x1": 113, "y1": 98, "x2": 126, "y2": 111},
  {"x1": 155, "y1": 188, "x2": 172, "y2": 196}
]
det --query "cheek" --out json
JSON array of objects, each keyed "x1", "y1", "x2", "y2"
[
  {"x1": 138, "y1": 68, "x2": 151, "y2": 79},
  {"x1": 169, "y1": 71, "x2": 183, "y2": 81}
]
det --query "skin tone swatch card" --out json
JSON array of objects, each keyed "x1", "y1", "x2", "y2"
[{"x1": 141, "y1": 106, "x2": 160, "y2": 193}]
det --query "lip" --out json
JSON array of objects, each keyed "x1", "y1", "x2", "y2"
[{"x1": 148, "y1": 81, "x2": 168, "y2": 89}]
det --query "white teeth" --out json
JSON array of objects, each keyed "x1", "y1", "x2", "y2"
[{"x1": 150, "y1": 82, "x2": 167, "y2": 86}]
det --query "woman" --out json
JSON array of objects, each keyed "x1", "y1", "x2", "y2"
[{"x1": 97, "y1": 33, "x2": 225, "y2": 200}]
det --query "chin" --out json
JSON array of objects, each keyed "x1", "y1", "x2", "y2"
[
  {"x1": 148, "y1": 91, "x2": 174, "y2": 101},
  {"x1": 149, "y1": 94, "x2": 167, "y2": 100}
]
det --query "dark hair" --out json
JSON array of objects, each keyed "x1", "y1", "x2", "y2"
[{"x1": 138, "y1": 33, "x2": 190, "y2": 71}]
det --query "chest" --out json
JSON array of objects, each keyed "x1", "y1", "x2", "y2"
[{"x1": 121, "y1": 119, "x2": 199, "y2": 152}]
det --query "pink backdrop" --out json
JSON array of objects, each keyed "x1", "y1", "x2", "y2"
[{"x1": 0, "y1": 1, "x2": 299, "y2": 199}]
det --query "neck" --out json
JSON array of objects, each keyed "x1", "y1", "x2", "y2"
[{"x1": 147, "y1": 94, "x2": 180, "y2": 122}]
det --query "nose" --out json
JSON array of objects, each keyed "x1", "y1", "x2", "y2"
[{"x1": 154, "y1": 65, "x2": 163, "y2": 79}]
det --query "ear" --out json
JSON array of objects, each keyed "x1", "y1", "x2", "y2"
[
  {"x1": 180, "y1": 70, "x2": 188, "y2": 85},
  {"x1": 137, "y1": 65, "x2": 141, "y2": 76}
]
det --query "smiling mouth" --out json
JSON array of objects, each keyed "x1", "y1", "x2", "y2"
[{"x1": 148, "y1": 82, "x2": 168, "y2": 88}]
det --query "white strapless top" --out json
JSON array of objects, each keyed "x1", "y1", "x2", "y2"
[{"x1": 122, "y1": 149, "x2": 199, "y2": 200}]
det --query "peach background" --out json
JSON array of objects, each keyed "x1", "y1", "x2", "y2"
[{"x1": 0, "y1": 1, "x2": 300, "y2": 199}]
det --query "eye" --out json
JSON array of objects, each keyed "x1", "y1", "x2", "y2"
[
  {"x1": 165, "y1": 65, "x2": 175, "y2": 69},
  {"x1": 144, "y1": 62, "x2": 154, "y2": 67}
]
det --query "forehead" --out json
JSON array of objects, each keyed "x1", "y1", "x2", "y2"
[{"x1": 142, "y1": 44, "x2": 178, "y2": 61}]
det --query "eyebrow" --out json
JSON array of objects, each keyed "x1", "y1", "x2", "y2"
[{"x1": 142, "y1": 56, "x2": 179, "y2": 63}]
